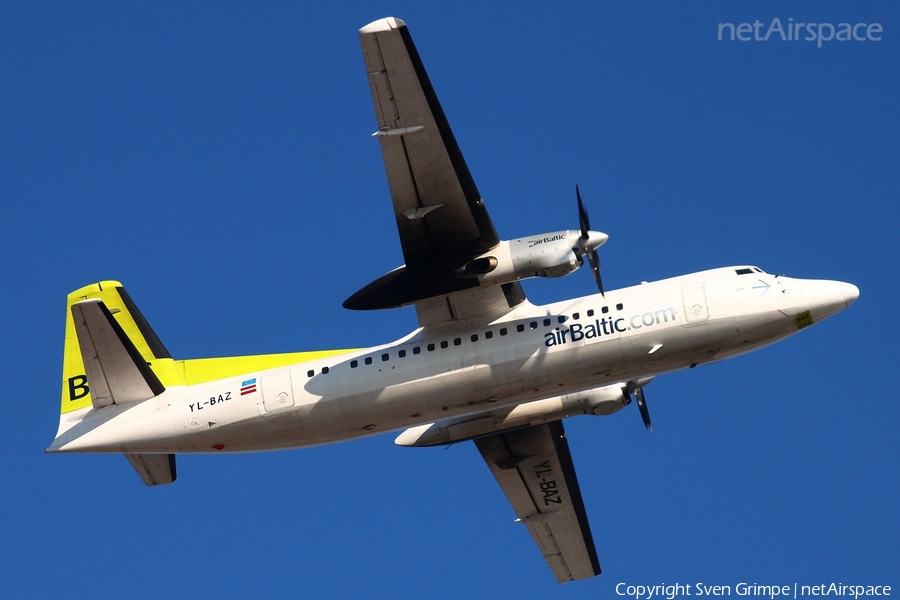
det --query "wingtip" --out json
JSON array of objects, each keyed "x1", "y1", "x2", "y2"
[{"x1": 359, "y1": 17, "x2": 406, "y2": 34}]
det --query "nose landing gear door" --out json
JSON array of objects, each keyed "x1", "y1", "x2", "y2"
[
  {"x1": 682, "y1": 283, "x2": 710, "y2": 324},
  {"x1": 261, "y1": 370, "x2": 295, "y2": 413}
]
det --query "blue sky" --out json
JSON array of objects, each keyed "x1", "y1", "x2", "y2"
[{"x1": 2, "y1": 2, "x2": 897, "y2": 598}]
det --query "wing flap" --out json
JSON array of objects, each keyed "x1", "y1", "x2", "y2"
[
  {"x1": 71, "y1": 299, "x2": 165, "y2": 409},
  {"x1": 414, "y1": 282, "x2": 527, "y2": 327},
  {"x1": 474, "y1": 420, "x2": 600, "y2": 583}
]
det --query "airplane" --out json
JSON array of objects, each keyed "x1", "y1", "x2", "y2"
[{"x1": 47, "y1": 17, "x2": 859, "y2": 584}]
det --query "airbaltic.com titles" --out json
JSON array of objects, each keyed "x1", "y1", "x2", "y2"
[
  {"x1": 616, "y1": 582, "x2": 891, "y2": 600},
  {"x1": 717, "y1": 18, "x2": 883, "y2": 47}
]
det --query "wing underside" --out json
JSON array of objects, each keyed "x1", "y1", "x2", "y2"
[
  {"x1": 359, "y1": 16, "x2": 498, "y2": 267},
  {"x1": 474, "y1": 421, "x2": 601, "y2": 583},
  {"x1": 351, "y1": 17, "x2": 526, "y2": 323}
]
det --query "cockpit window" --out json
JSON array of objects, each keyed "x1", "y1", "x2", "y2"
[{"x1": 736, "y1": 268, "x2": 754, "y2": 275}]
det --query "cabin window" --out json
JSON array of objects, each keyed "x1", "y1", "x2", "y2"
[
  {"x1": 500, "y1": 327, "x2": 508, "y2": 336},
  {"x1": 471, "y1": 334, "x2": 478, "y2": 342},
  {"x1": 558, "y1": 315, "x2": 567, "y2": 324},
  {"x1": 381, "y1": 353, "x2": 389, "y2": 362},
  {"x1": 307, "y1": 370, "x2": 314, "y2": 378},
  {"x1": 365, "y1": 357, "x2": 373, "y2": 365},
  {"x1": 453, "y1": 338, "x2": 461, "y2": 346},
  {"x1": 543, "y1": 318, "x2": 551, "y2": 327},
  {"x1": 516, "y1": 324, "x2": 525, "y2": 332},
  {"x1": 413, "y1": 346, "x2": 421, "y2": 355},
  {"x1": 587, "y1": 309, "x2": 595, "y2": 317},
  {"x1": 573, "y1": 312, "x2": 580, "y2": 320},
  {"x1": 427, "y1": 343, "x2": 435, "y2": 351},
  {"x1": 616, "y1": 303, "x2": 623, "y2": 311},
  {"x1": 601, "y1": 306, "x2": 609, "y2": 314},
  {"x1": 530, "y1": 321, "x2": 538, "y2": 329},
  {"x1": 322, "y1": 366, "x2": 329, "y2": 374},
  {"x1": 440, "y1": 340, "x2": 449, "y2": 349},
  {"x1": 350, "y1": 360, "x2": 358, "y2": 368},
  {"x1": 398, "y1": 349, "x2": 406, "y2": 358},
  {"x1": 485, "y1": 330, "x2": 493, "y2": 339}
]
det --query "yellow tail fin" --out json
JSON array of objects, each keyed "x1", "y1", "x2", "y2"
[
  {"x1": 53, "y1": 281, "x2": 356, "y2": 462},
  {"x1": 61, "y1": 281, "x2": 179, "y2": 415},
  {"x1": 60, "y1": 282, "x2": 355, "y2": 416}
]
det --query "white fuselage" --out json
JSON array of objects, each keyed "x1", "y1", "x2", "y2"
[{"x1": 49, "y1": 266, "x2": 858, "y2": 454}]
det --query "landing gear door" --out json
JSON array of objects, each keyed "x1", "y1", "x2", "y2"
[
  {"x1": 261, "y1": 370, "x2": 295, "y2": 413},
  {"x1": 682, "y1": 283, "x2": 710, "y2": 324}
]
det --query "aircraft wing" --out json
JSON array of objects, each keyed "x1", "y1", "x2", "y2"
[
  {"x1": 359, "y1": 16, "x2": 497, "y2": 268},
  {"x1": 474, "y1": 420, "x2": 601, "y2": 583},
  {"x1": 349, "y1": 17, "x2": 526, "y2": 323}
]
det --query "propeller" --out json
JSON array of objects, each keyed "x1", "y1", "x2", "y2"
[
  {"x1": 575, "y1": 185, "x2": 606, "y2": 296},
  {"x1": 634, "y1": 387, "x2": 652, "y2": 431},
  {"x1": 623, "y1": 378, "x2": 654, "y2": 431}
]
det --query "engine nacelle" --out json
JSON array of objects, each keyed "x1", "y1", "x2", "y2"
[
  {"x1": 395, "y1": 382, "x2": 632, "y2": 447},
  {"x1": 344, "y1": 229, "x2": 607, "y2": 310},
  {"x1": 462, "y1": 229, "x2": 608, "y2": 288},
  {"x1": 510, "y1": 230, "x2": 582, "y2": 278}
]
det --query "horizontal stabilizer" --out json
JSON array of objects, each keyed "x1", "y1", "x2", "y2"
[
  {"x1": 126, "y1": 453, "x2": 177, "y2": 486},
  {"x1": 71, "y1": 298, "x2": 165, "y2": 409}
]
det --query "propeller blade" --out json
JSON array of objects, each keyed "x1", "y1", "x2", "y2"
[
  {"x1": 635, "y1": 387, "x2": 652, "y2": 431},
  {"x1": 576, "y1": 184, "x2": 605, "y2": 296},
  {"x1": 576, "y1": 184, "x2": 590, "y2": 234},
  {"x1": 587, "y1": 248, "x2": 605, "y2": 296}
]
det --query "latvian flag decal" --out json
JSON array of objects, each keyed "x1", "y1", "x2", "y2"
[{"x1": 240, "y1": 378, "x2": 258, "y2": 396}]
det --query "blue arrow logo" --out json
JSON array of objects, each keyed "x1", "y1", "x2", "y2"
[{"x1": 751, "y1": 280, "x2": 771, "y2": 295}]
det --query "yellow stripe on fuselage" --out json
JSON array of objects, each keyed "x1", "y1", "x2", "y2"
[
  {"x1": 62, "y1": 349, "x2": 357, "y2": 415},
  {"x1": 61, "y1": 280, "x2": 357, "y2": 414},
  {"x1": 173, "y1": 349, "x2": 357, "y2": 385}
]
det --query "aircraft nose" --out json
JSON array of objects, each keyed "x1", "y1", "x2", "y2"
[
  {"x1": 800, "y1": 279, "x2": 859, "y2": 323},
  {"x1": 839, "y1": 283, "x2": 860, "y2": 308}
]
